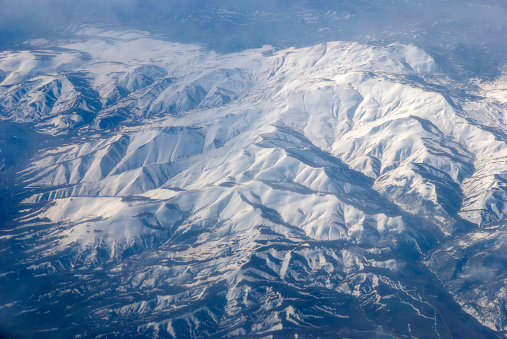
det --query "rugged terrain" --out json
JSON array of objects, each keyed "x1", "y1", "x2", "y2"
[{"x1": 0, "y1": 28, "x2": 506, "y2": 337}]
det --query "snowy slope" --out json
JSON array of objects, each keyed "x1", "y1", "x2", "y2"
[{"x1": 0, "y1": 30, "x2": 506, "y2": 337}]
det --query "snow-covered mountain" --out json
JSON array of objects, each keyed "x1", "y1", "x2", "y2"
[{"x1": 0, "y1": 28, "x2": 506, "y2": 338}]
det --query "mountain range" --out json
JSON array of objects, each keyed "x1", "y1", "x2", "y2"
[{"x1": 0, "y1": 12, "x2": 506, "y2": 339}]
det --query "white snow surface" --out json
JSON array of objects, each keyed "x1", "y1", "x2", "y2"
[{"x1": 2, "y1": 30, "x2": 507, "y2": 335}]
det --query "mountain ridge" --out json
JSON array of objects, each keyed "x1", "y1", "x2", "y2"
[{"x1": 0, "y1": 29, "x2": 506, "y2": 337}]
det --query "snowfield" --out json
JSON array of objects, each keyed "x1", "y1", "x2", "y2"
[{"x1": 0, "y1": 29, "x2": 506, "y2": 337}]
